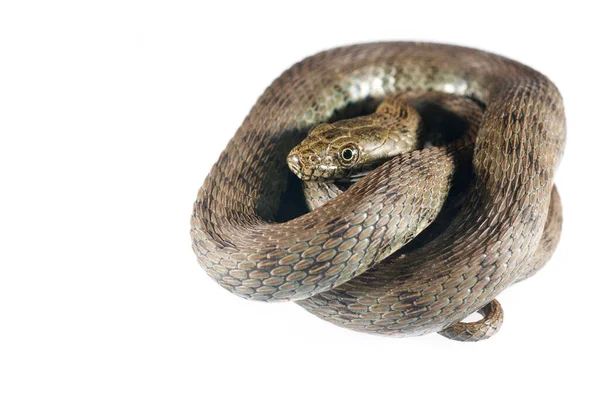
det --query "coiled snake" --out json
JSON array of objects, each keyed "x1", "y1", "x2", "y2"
[{"x1": 191, "y1": 42, "x2": 565, "y2": 341}]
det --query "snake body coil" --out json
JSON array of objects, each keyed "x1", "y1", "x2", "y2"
[{"x1": 191, "y1": 42, "x2": 565, "y2": 341}]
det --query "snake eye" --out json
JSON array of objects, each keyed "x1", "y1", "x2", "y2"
[{"x1": 339, "y1": 145, "x2": 359, "y2": 165}]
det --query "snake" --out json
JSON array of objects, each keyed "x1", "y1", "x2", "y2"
[{"x1": 190, "y1": 42, "x2": 565, "y2": 342}]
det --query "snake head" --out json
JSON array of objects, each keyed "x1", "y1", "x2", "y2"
[
  {"x1": 287, "y1": 123, "x2": 364, "y2": 181},
  {"x1": 287, "y1": 100, "x2": 423, "y2": 181}
]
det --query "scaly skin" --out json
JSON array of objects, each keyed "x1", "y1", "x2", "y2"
[
  {"x1": 293, "y1": 92, "x2": 512, "y2": 341},
  {"x1": 190, "y1": 42, "x2": 565, "y2": 341}
]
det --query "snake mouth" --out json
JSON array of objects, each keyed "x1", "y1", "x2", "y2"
[
  {"x1": 337, "y1": 162, "x2": 380, "y2": 183},
  {"x1": 339, "y1": 169, "x2": 371, "y2": 183},
  {"x1": 288, "y1": 151, "x2": 378, "y2": 182}
]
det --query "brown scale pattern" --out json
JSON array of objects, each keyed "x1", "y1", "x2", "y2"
[
  {"x1": 190, "y1": 42, "x2": 566, "y2": 341},
  {"x1": 298, "y1": 92, "x2": 515, "y2": 340}
]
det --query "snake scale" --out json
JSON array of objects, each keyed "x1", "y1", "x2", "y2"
[{"x1": 191, "y1": 42, "x2": 565, "y2": 341}]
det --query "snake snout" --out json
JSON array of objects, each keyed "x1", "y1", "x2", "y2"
[
  {"x1": 287, "y1": 152, "x2": 304, "y2": 179},
  {"x1": 287, "y1": 151, "x2": 324, "y2": 181}
]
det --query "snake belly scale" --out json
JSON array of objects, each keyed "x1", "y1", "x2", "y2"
[{"x1": 191, "y1": 42, "x2": 565, "y2": 341}]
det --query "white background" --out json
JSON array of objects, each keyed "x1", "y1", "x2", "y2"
[{"x1": 1, "y1": 1, "x2": 598, "y2": 397}]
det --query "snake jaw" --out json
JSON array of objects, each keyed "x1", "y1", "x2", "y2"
[{"x1": 287, "y1": 148, "x2": 346, "y2": 181}]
